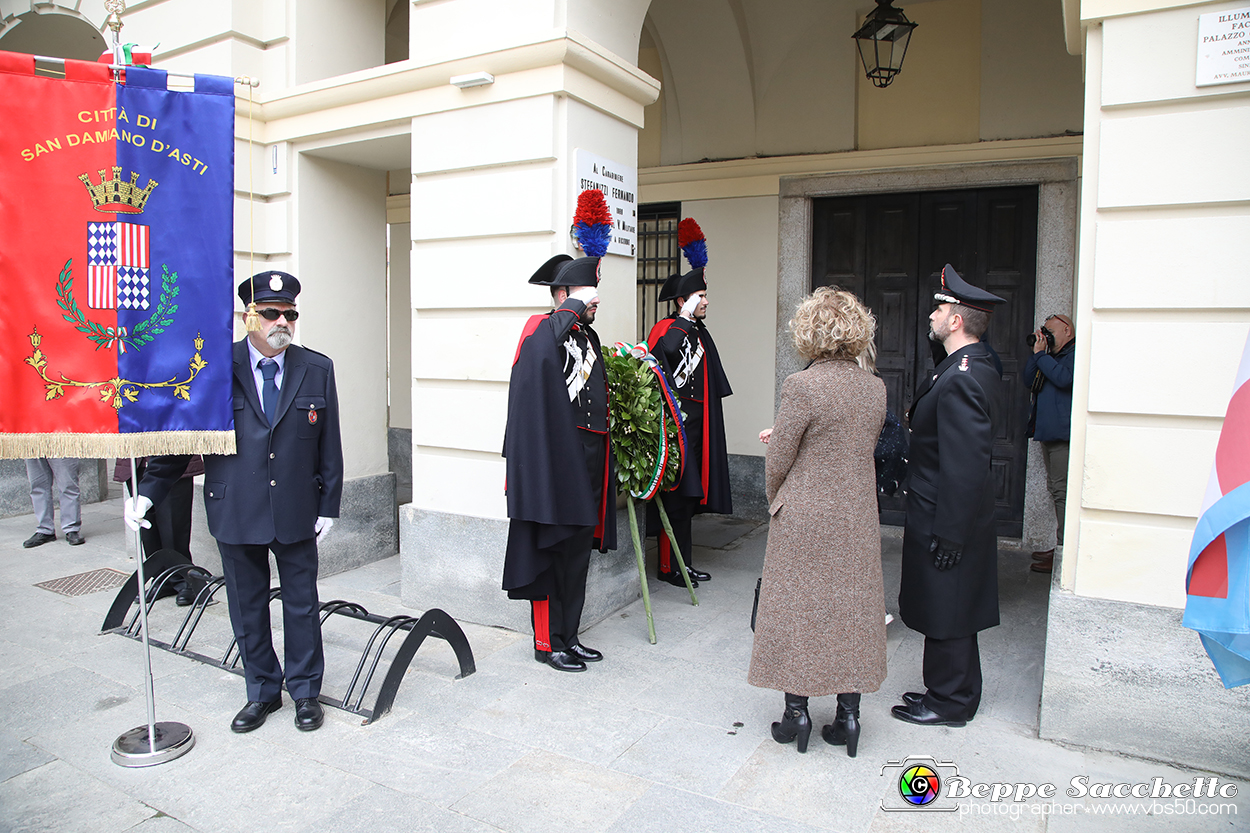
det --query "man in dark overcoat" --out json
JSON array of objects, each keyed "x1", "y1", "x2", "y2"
[
  {"x1": 645, "y1": 266, "x2": 733, "y2": 587},
  {"x1": 893, "y1": 264, "x2": 1005, "y2": 728},
  {"x1": 502, "y1": 254, "x2": 616, "y2": 673},
  {"x1": 125, "y1": 271, "x2": 343, "y2": 733}
]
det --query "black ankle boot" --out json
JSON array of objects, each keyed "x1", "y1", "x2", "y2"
[
  {"x1": 771, "y1": 693, "x2": 811, "y2": 753},
  {"x1": 821, "y1": 693, "x2": 861, "y2": 758}
]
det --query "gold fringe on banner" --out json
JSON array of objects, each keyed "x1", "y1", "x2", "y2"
[{"x1": 0, "y1": 431, "x2": 236, "y2": 460}]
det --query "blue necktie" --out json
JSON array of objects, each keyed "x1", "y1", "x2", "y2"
[{"x1": 260, "y1": 359, "x2": 278, "y2": 425}]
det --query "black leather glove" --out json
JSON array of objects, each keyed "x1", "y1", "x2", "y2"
[{"x1": 930, "y1": 536, "x2": 963, "y2": 571}]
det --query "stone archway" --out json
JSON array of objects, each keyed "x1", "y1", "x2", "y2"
[{"x1": 0, "y1": 6, "x2": 106, "y2": 61}]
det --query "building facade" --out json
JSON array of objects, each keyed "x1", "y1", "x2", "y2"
[{"x1": 3, "y1": 0, "x2": 1247, "y2": 774}]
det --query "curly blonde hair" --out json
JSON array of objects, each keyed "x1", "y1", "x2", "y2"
[{"x1": 789, "y1": 287, "x2": 876, "y2": 362}]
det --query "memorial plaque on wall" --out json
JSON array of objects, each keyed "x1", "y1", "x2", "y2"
[
  {"x1": 1197, "y1": 7, "x2": 1250, "y2": 86},
  {"x1": 575, "y1": 150, "x2": 637, "y2": 257}
]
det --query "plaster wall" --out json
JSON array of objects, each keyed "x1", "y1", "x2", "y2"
[
  {"x1": 293, "y1": 0, "x2": 385, "y2": 86},
  {"x1": 857, "y1": 0, "x2": 982, "y2": 150},
  {"x1": 296, "y1": 153, "x2": 390, "y2": 480},
  {"x1": 1065, "y1": 1, "x2": 1250, "y2": 608},
  {"x1": 408, "y1": 92, "x2": 641, "y2": 522},
  {"x1": 679, "y1": 197, "x2": 780, "y2": 458},
  {"x1": 388, "y1": 222, "x2": 413, "y2": 432}
]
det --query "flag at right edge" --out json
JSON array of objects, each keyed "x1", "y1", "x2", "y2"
[{"x1": 1184, "y1": 327, "x2": 1250, "y2": 687}]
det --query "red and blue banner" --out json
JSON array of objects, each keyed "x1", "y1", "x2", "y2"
[
  {"x1": 1184, "y1": 327, "x2": 1250, "y2": 688},
  {"x1": 0, "y1": 52, "x2": 236, "y2": 458}
]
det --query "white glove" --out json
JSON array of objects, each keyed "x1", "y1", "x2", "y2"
[
  {"x1": 123, "y1": 495, "x2": 153, "y2": 531},
  {"x1": 569, "y1": 287, "x2": 598, "y2": 306},
  {"x1": 680, "y1": 293, "x2": 702, "y2": 319},
  {"x1": 315, "y1": 516, "x2": 334, "y2": 544}
]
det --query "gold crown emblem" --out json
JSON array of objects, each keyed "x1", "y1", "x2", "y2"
[{"x1": 78, "y1": 167, "x2": 158, "y2": 214}]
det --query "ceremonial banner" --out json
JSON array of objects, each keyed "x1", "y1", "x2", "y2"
[
  {"x1": 1184, "y1": 327, "x2": 1250, "y2": 688},
  {"x1": 0, "y1": 52, "x2": 236, "y2": 458}
]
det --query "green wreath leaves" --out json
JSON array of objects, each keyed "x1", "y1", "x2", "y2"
[
  {"x1": 56, "y1": 259, "x2": 179, "y2": 352},
  {"x1": 604, "y1": 351, "x2": 683, "y2": 498}
]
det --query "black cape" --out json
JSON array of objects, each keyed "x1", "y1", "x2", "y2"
[
  {"x1": 502, "y1": 305, "x2": 616, "y2": 597},
  {"x1": 646, "y1": 315, "x2": 733, "y2": 515}
]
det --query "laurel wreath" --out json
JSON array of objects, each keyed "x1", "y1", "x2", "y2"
[{"x1": 55, "y1": 258, "x2": 179, "y2": 351}]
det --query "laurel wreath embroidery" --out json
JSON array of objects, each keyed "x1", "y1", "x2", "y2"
[
  {"x1": 25, "y1": 329, "x2": 208, "y2": 409},
  {"x1": 54, "y1": 258, "x2": 179, "y2": 351}
]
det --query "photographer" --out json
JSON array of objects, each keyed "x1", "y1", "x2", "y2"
[{"x1": 1024, "y1": 314, "x2": 1075, "y2": 573}]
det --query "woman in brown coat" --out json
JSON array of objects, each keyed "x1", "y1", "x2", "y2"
[{"x1": 748, "y1": 288, "x2": 887, "y2": 756}]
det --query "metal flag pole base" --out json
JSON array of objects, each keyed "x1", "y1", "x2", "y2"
[
  {"x1": 112, "y1": 456, "x2": 195, "y2": 767},
  {"x1": 112, "y1": 721, "x2": 194, "y2": 767}
]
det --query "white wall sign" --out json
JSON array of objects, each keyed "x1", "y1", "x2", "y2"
[
  {"x1": 575, "y1": 150, "x2": 637, "y2": 257},
  {"x1": 1197, "y1": 7, "x2": 1250, "y2": 86}
]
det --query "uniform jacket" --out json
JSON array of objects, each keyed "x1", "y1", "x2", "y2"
[
  {"x1": 1025, "y1": 340, "x2": 1075, "y2": 443},
  {"x1": 502, "y1": 301, "x2": 616, "y2": 594},
  {"x1": 646, "y1": 315, "x2": 733, "y2": 514},
  {"x1": 898, "y1": 341, "x2": 1003, "y2": 639},
  {"x1": 141, "y1": 340, "x2": 343, "y2": 546},
  {"x1": 748, "y1": 359, "x2": 888, "y2": 696}
]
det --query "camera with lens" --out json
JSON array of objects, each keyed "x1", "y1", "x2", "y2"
[{"x1": 1027, "y1": 326, "x2": 1056, "y2": 351}]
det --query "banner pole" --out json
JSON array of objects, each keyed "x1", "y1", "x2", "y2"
[{"x1": 111, "y1": 457, "x2": 194, "y2": 766}]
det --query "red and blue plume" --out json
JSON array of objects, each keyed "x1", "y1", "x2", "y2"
[
  {"x1": 677, "y1": 217, "x2": 707, "y2": 269},
  {"x1": 574, "y1": 189, "x2": 612, "y2": 259}
]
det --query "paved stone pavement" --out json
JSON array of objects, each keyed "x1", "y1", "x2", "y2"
[{"x1": 1, "y1": 492, "x2": 1246, "y2": 832}]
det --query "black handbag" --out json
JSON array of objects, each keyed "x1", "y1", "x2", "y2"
[
  {"x1": 750, "y1": 577, "x2": 762, "y2": 631},
  {"x1": 874, "y1": 409, "x2": 909, "y2": 497}
]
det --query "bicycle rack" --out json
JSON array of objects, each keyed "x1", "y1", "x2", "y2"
[{"x1": 101, "y1": 550, "x2": 476, "y2": 724}]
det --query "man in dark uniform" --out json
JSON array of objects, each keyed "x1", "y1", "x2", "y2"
[
  {"x1": 645, "y1": 232, "x2": 733, "y2": 587},
  {"x1": 892, "y1": 264, "x2": 1005, "y2": 728},
  {"x1": 125, "y1": 271, "x2": 343, "y2": 733},
  {"x1": 502, "y1": 254, "x2": 616, "y2": 673}
]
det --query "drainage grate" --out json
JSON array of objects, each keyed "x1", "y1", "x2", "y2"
[{"x1": 36, "y1": 568, "x2": 130, "y2": 597}]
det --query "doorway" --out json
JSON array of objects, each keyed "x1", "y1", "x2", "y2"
[{"x1": 811, "y1": 186, "x2": 1037, "y2": 536}]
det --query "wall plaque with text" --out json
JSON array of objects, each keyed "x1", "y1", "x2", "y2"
[
  {"x1": 575, "y1": 151, "x2": 637, "y2": 257},
  {"x1": 1197, "y1": 7, "x2": 1250, "y2": 86}
]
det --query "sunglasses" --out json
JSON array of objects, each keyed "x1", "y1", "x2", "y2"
[{"x1": 258, "y1": 308, "x2": 299, "y2": 322}]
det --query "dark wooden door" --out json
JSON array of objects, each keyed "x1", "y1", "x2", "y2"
[{"x1": 811, "y1": 186, "x2": 1037, "y2": 537}]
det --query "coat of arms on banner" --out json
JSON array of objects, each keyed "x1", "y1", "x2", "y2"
[{"x1": 25, "y1": 166, "x2": 205, "y2": 408}]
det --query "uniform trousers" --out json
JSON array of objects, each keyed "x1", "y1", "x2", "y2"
[
  {"x1": 921, "y1": 634, "x2": 982, "y2": 720},
  {"x1": 26, "y1": 458, "x2": 81, "y2": 535},
  {"x1": 217, "y1": 537, "x2": 324, "y2": 702},
  {"x1": 658, "y1": 403, "x2": 703, "y2": 575},
  {"x1": 530, "y1": 527, "x2": 594, "y2": 653}
]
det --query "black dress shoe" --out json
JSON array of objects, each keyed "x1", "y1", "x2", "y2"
[
  {"x1": 687, "y1": 568, "x2": 711, "y2": 582},
  {"x1": 231, "y1": 698, "x2": 282, "y2": 733},
  {"x1": 65, "y1": 531, "x2": 86, "y2": 546},
  {"x1": 175, "y1": 584, "x2": 198, "y2": 606},
  {"x1": 23, "y1": 532, "x2": 55, "y2": 548},
  {"x1": 544, "y1": 650, "x2": 587, "y2": 672},
  {"x1": 891, "y1": 701, "x2": 966, "y2": 727},
  {"x1": 294, "y1": 698, "x2": 324, "y2": 731},
  {"x1": 657, "y1": 570, "x2": 697, "y2": 588},
  {"x1": 566, "y1": 643, "x2": 603, "y2": 663},
  {"x1": 901, "y1": 692, "x2": 975, "y2": 721}
]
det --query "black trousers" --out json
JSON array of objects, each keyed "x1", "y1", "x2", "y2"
[
  {"x1": 921, "y1": 634, "x2": 982, "y2": 719},
  {"x1": 217, "y1": 537, "x2": 324, "y2": 702},
  {"x1": 125, "y1": 477, "x2": 198, "y2": 590},
  {"x1": 530, "y1": 526, "x2": 594, "y2": 653}
]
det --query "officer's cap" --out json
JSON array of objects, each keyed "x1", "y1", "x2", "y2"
[
  {"x1": 239, "y1": 270, "x2": 301, "y2": 306},
  {"x1": 529, "y1": 255, "x2": 602, "y2": 288},
  {"x1": 933, "y1": 264, "x2": 1005, "y2": 312},
  {"x1": 657, "y1": 268, "x2": 707, "y2": 302}
]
